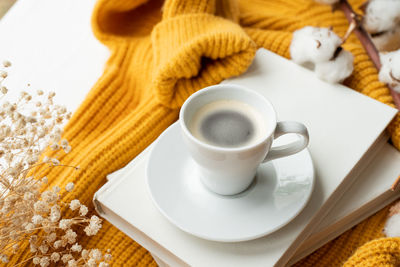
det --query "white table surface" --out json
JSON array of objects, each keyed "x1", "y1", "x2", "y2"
[{"x1": 0, "y1": 0, "x2": 108, "y2": 113}]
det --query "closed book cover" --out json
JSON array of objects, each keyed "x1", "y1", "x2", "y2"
[
  {"x1": 94, "y1": 49, "x2": 397, "y2": 266},
  {"x1": 290, "y1": 141, "x2": 400, "y2": 264}
]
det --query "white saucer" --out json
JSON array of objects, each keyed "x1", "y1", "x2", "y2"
[{"x1": 146, "y1": 122, "x2": 314, "y2": 242}]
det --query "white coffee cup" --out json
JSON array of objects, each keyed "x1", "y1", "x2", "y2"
[{"x1": 179, "y1": 84, "x2": 309, "y2": 195}]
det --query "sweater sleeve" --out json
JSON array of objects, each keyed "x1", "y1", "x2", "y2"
[{"x1": 151, "y1": 0, "x2": 256, "y2": 108}]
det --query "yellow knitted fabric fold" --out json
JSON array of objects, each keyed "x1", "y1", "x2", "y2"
[
  {"x1": 344, "y1": 238, "x2": 400, "y2": 267},
  {"x1": 152, "y1": 12, "x2": 255, "y2": 107},
  {"x1": 8, "y1": 0, "x2": 400, "y2": 266}
]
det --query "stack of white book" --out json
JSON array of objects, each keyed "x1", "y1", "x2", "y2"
[{"x1": 94, "y1": 49, "x2": 400, "y2": 266}]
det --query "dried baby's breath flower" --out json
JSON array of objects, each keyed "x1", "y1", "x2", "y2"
[
  {"x1": 68, "y1": 259, "x2": 78, "y2": 267},
  {"x1": 65, "y1": 182, "x2": 74, "y2": 192},
  {"x1": 46, "y1": 232, "x2": 57, "y2": 243},
  {"x1": 53, "y1": 240, "x2": 63, "y2": 249},
  {"x1": 84, "y1": 216, "x2": 102, "y2": 236},
  {"x1": 33, "y1": 257, "x2": 40, "y2": 265},
  {"x1": 50, "y1": 252, "x2": 60, "y2": 263},
  {"x1": 40, "y1": 256, "x2": 50, "y2": 267},
  {"x1": 79, "y1": 205, "x2": 88, "y2": 216},
  {"x1": 70, "y1": 201, "x2": 81, "y2": 212},
  {"x1": 87, "y1": 258, "x2": 96, "y2": 267},
  {"x1": 62, "y1": 254, "x2": 73, "y2": 264},
  {"x1": 30, "y1": 243, "x2": 38, "y2": 253},
  {"x1": 38, "y1": 243, "x2": 49, "y2": 254},
  {"x1": 59, "y1": 219, "x2": 72, "y2": 230},
  {"x1": 41, "y1": 190, "x2": 58, "y2": 204},
  {"x1": 104, "y1": 253, "x2": 112, "y2": 261},
  {"x1": 64, "y1": 145, "x2": 72, "y2": 153},
  {"x1": 2, "y1": 60, "x2": 11, "y2": 67},
  {"x1": 71, "y1": 243, "x2": 82, "y2": 252},
  {"x1": 0, "y1": 62, "x2": 111, "y2": 265},
  {"x1": 52, "y1": 185, "x2": 60, "y2": 193},
  {"x1": 63, "y1": 229, "x2": 77, "y2": 244},
  {"x1": 1, "y1": 86, "x2": 7, "y2": 94},
  {"x1": 32, "y1": 215, "x2": 44, "y2": 225},
  {"x1": 89, "y1": 249, "x2": 102, "y2": 261},
  {"x1": 0, "y1": 70, "x2": 7, "y2": 79},
  {"x1": 30, "y1": 235, "x2": 38, "y2": 244},
  {"x1": 12, "y1": 244, "x2": 19, "y2": 253},
  {"x1": 61, "y1": 139, "x2": 68, "y2": 147},
  {"x1": 34, "y1": 200, "x2": 49, "y2": 213},
  {"x1": 50, "y1": 143, "x2": 59, "y2": 150},
  {"x1": 25, "y1": 223, "x2": 35, "y2": 232},
  {"x1": 81, "y1": 249, "x2": 89, "y2": 260},
  {"x1": 0, "y1": 254, "x2": 9, "y2": 263},
  {"x1": 50, "y1": 205, "x2": 61, "y2": 222}
]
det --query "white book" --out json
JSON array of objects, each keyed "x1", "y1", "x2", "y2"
[
  {"x1": 94, "y1": 49, "x2": 398, "y2": 266},
  {"x1": 289, "y1": 141, "x2": 400, "y2": 264}
]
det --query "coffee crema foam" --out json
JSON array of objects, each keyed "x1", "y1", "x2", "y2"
[{"x1": 189, "y1": 100, "x2": 267, "y2": 148}]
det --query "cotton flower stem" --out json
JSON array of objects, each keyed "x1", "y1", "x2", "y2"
[
  {"x1": 338, "y1": 0, "x2": 380, "y2": 66},
  {"x1": 391, "y1": 175, "x2": 400, "y2": 191},
  {"x1": 341, "y1": 16, "x2": 357, "y2": 44},
  {"x1": 339, "y1": 0, "x2": 400, "y2": 110}
]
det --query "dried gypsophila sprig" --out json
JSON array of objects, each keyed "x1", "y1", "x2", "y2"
[
  {"x1": 15, "y1": 184, "x2": 111, "y2": 267},
  {"x1": 0, "y1": 61, "x2": 111, "y2": 266}
]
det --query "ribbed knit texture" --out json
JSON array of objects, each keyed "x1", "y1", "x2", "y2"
[{"x1": 7, "y1": 0, "x2": 400, "y2": 266}]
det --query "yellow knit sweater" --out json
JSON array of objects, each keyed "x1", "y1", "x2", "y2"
[{"x1": 8, "y1": 0, "x2": 400, "y2": 266}]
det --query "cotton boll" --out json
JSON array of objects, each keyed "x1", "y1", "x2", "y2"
[
  {"x1": 379, "y1": 50, "x2": 400, "y2": 92},
  {"x1": 382, "y1": 200, "x2": 400, "y2": 237},
  {"x1": 314, "y1": 0, "x2": 339, "y2": 4},
  {"x1": 372, "y1": 27, "x2": 400, "y2": 52},
  {"x1": 314, "y1": 49, "x2": 354, "y2": 83},
  {"x1": 364, "y1": 0, "x2": 400, "y2": 33},
  {"x1": 290, "y1": 26, "x2": 342, "y2": 65},
  {"x1": 384, "y1": 214, "x2": 400, "y2": 237},
  {"x1": 389, "y1": 200, "x2": 400, "y2": 217}
]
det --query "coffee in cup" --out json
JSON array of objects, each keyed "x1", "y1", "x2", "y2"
[{"x1": 189, "y1": 99, "x2": 267, "y2": 148}]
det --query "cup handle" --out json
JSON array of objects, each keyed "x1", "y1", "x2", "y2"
[{"x1": 262, "y1": 121, "x2": 309, "y2": 163}]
